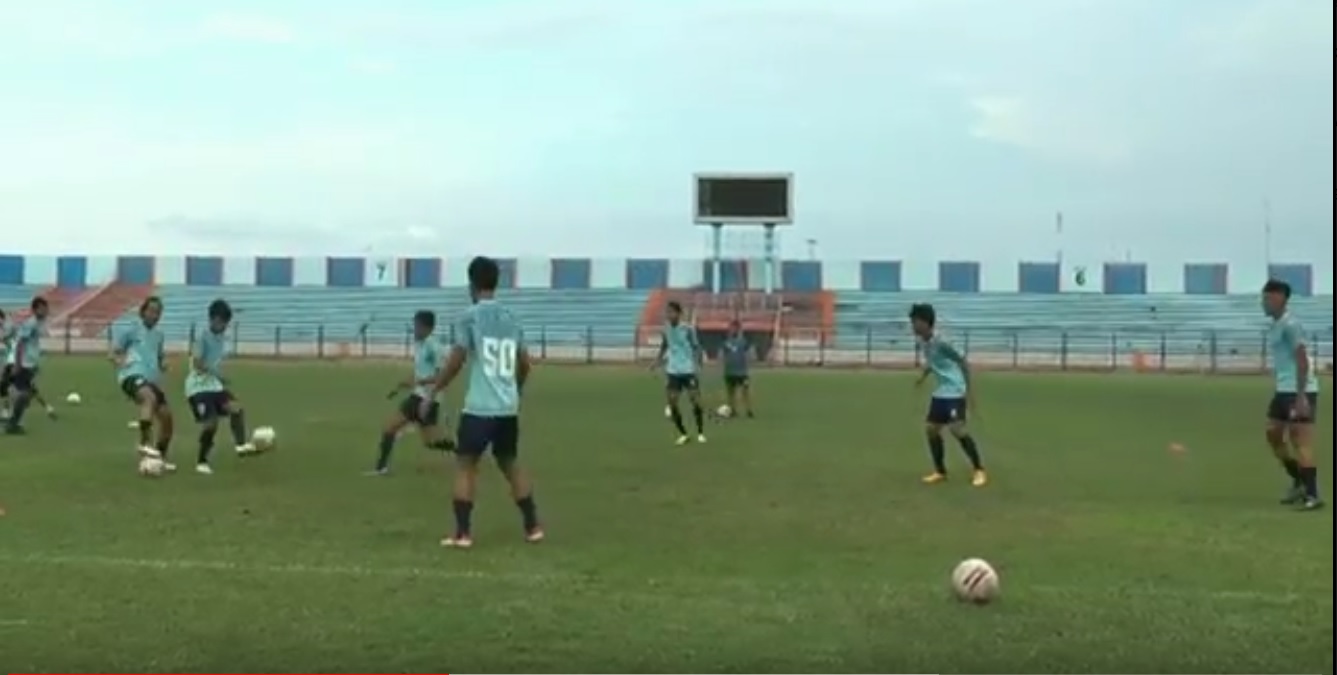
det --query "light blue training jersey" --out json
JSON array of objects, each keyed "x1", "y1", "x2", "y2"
[
  {"x1": 921, "y1": 332, "x2": 968, "y2": 398},
  {"x1": 412, "y1": 336, "x2": 445, "y2": 399},
  {"x1": 454, "y1": 300, "x2": 525, "y2": 417},
  {"x1": 0, "y1": 319, "x2": 14, "y2": 363},
  {"x1": 7, "y1": 317, "x2": 43, "y2": 368},
  {"x1": 721, "y1": 334, "x2": 749, "y2": 376},
  {"x1": 114, "y1": 321, "x2": 165, "y2": 384},
  {"x1": 663, "y1": 322, "x2": 699, "y2": 376},
  {"x1": 1268, "y1": 313, "x2": 1320, "y2": 394},
  {"x1": 186, "y1": 329, "x2": 228, "y2": 396}
]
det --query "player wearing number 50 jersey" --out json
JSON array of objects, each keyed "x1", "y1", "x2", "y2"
[{"x1": 429, "y1": 256, "x2": 541, "y2": 549}]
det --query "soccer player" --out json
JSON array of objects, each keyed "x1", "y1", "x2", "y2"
[
  {"x1": 112, "y1": 296, "x2": 175, "y2": 469},
  {"x1": 187, "y1": 299, "x2": 258, "y2": 474},
  {"x1": 654, "y1": 300, "x2": 706, "y2": 444},
  {"x1": 3, "y1": 298, "x2": 51, "y2": 435},
  {"x1": 909, "y1": 303, "x2": 987, "y2": 487},
  {"x1": 368, "y1": 309, "x2": 456, "y2": 475},
  {"x1": 0, "y1": 308, "x2": 14, "y2": 419},
  {"x1": 429, "y1": 256, "x2": 542, "y2": 548},
  {"x1": 720, "y1": 320, "x2": 755, "y2": 418},
  {"x1": 1262, "y1": 279, "x2": 1322, "y2": 511}
]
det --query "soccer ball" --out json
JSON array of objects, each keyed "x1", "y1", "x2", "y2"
[
  {"x1": 951, "y1": 558, "x2": 1000, "y2": 603},
  {"x1": 663, "y1": 405, "x2": 673, "y2": 418},
  {"x1": 65, "y1": 392, "x2": 82, "y2": 405},
  {"x1": 138, "y1": 456, "x2": 165, "y2": 477},
  {"x1": 251, "y1": 426, "x2": 277, "y2": 451},
  {"x1": 716, "y1": 404, "x2": 733, "y2": 418}
]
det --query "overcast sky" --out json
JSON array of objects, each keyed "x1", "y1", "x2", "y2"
[{"x1": 0, "y1": 0, "x2": 1331, "y2": 272}]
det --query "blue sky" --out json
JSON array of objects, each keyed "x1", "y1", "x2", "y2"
[{"x1": 0, "y1": 0, "x2": 1331, "y2": 273}]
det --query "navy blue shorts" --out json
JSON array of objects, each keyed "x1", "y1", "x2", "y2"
[
  {"x1": 121, "y1": 376, "x2": 168, "y2": 408},
  {"x1": 1267, "y1": 392, "x2": 1319, "y2": 423},
  {"x1": 398, "y1": 395, "x2": 441, "y2": 426},
  {"x1": 926, "y1": 397, "x2": 967, "y2": 425},
  {"x1": 188, "y1": 390, "x2": 234, "y2": 423},
  {"x1": 456, "y1": 414, "x2": 519, "y2": 460},
  {"x1": 1, "y1": 364, "x2": 37, "y2": 394},
  {"x1": 665, "y1": 374, "x2": 699, "y2": 392},
  {"x1": 724, "y1": 374, "x2": 749, "y2": 389}
]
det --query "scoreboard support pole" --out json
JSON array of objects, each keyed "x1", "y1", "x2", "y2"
[
  {"x1": 763, "y1": 223, "x2": 776, "y2": 295},
  {"x1": 710, "y1": 222, "x2": 723, "y2": 294}
]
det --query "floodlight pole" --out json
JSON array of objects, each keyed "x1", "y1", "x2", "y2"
[{"x1": 710, "y1": 222, "x2": 723, "y2": 294}]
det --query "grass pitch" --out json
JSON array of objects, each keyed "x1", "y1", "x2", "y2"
[{"x1": 0, "y1": 359, "x2": 1331, "y2": 673}]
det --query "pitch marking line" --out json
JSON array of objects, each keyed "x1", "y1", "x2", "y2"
[{"x1": 0, "y1": 553, "x2": 1322, "y2": 607}]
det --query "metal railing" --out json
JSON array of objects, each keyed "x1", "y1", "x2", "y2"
[{"x1": 43, "y1": 319, "x2": 1335, "y2": 374}]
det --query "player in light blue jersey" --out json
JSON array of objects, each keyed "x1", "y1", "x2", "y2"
[
  {"x1": 720, "y1": 320, "x2": 755, "y2": 419},
  {"x1": 653, "y1": 300, "x2": 707, "y2": 444},
  {"x1": 429, "y1": 256, "x2": 541, "y2": 549},
  {"x1": 910, "y1": 304, "x2": 987, "y2": 487},
  {"x1": 0, "y1": 308, "x2": 14, "y2": 418},
  {"x1": 367, "y1": 310, "x2": 456, "y2": 475},
  {"x1": 187, "y1": 299, "x2": 261, "y2": 474},
  {"x1": 112, "y1": 296, "x2": 176, "y2": 467},
  {"x1": 3, "y1": 298, "x2": 51, "y2": 435},
  {"x1": 1261, "y1": 280, "x2": 1322, "y2": 511}
]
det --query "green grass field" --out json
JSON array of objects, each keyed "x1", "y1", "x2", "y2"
[{"x1": 1, "y1": 358, "x2": 1332, "y2": 673}]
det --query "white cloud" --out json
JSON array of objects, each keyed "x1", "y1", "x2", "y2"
[
  {"x1": 1186, "y1": 0, "x2": 1333, "y2": 70},
  {"x1": 967, "y1": 96, "x2": 1133, "y2": 165}
]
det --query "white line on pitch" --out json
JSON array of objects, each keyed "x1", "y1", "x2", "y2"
[{"x1": 0, "y1": 553, "x2": 1322, "y2": 607}]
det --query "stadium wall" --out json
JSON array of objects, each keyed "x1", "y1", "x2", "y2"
[{"x1": 0, "y1": 255, "x2": 1332, "y2": 295}]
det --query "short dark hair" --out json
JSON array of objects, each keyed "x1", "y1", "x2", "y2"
[
  {"x1": 0, "y1": 308, "x2": 7, "y2": 318},
  {"x1": 1262, "y1": 279, "x2": 1292, "y2": 299},
  {"x1": 908, "y1": 303, "x2": 936, "y2": 327},
  {"x1": 667, "y1": 300, "x2": 683, "y2": 313},
  {"x1": 468, "y1": 256, "x2": 500, "y2": 292},
  {"x1": 208, "y1": 298, "x2": 233, "y2": 321},
  {"x1": 141, "y1": 296, "x2": 163, "y2": 312},
  {"x1": 31, "y1": 297, "x2": 48, "y2": 311},
  {"x1": 413, "y1": 310, "x2": 436, "y2": 329}
]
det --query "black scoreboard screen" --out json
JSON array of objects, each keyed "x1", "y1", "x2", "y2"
[{"x1": 694, "y1": 173, "x2": 792, "y2": 224}]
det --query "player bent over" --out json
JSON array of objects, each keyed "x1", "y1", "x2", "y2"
[
  {"x1": 3, "y1": 298, "x2": 51, "y2": 434},
  {"x1": 368, "y1": 310, "x2": 456, "y2": 475},
  {"x1": 654, "y1": 300, "x2": 707, "y2": 444},
  {"x1": 188, "y1": 299, "x2": 258, "y2": 474},
  {"x1": 113, "y1": 296, "x2": 176, "y2": 471},
  {"x1": 910, "y1": 303, "x2": 987, "y2": 487},
  {"x1": 1261, "y1": 280, "x2": 1322, "y2": 511},
  {"x1": 430, "y1": 256, "x2": 542, "y2": 548}
]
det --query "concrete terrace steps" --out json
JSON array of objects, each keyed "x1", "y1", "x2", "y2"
[{"x1": 118, "y1": 287, "x2": 652, "y2": 347}]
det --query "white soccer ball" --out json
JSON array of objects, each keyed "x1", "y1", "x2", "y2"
[
  {"x1": 252, "y1": 426, "x2": 277, "y2": 449},
  {"x1": 65, "y1": 392, "x2": 82, "y2": 405},
  {"x1": 663, "y1": 405, "x2": 673, "y2": 418},
  {"x1": 951, "y1": 558, "x2": 1000, "y2": 603},
  {"x1": 138, "y1": 456, "x2": 165, "y2": 477},
  {"x1": 716, "y1": 404, "x2": 733, "y2": 418}
]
